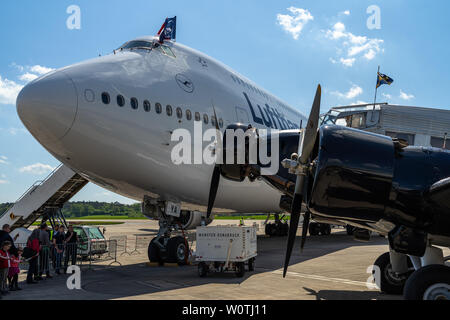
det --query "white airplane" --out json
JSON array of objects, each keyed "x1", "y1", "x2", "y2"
[{"x1": 16, "y1": 33, "x2": 307, "y2": 262}]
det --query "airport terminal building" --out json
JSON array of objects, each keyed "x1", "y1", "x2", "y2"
[{"x1": 321, "y1": 103, "x2": 450, "y2": 149}]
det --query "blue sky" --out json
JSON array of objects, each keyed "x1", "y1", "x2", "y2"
[{"x1": 0, "y1": 0, "x2": 449, "y2": 204}]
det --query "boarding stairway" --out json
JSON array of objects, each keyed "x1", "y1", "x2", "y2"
[{"x1": 0, "y1": 164, "x2": 88, "y2": 231}]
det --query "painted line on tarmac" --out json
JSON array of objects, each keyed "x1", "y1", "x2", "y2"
[{"x1": 272, "y1": 270, "x2": 372, "y2": 288}]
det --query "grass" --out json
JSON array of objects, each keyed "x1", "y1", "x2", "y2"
[
  {"x1": 215, "y1": 215, "x2": 289, "y2": 221},
  {"x1": 64, "y1": 215, "x2": 146, "y2": 220},
  {"x1": 31, "y1": 221, "x2": 124, "y2": 226}
]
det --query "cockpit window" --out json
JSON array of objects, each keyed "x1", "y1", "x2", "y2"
[{"x1": 119, "y1": 40, "x2": 153, "y2": 51}]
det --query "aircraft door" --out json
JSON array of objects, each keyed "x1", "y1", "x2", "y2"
[{"x1": 235, "y1": 107, "x2": 250, "y2": 124}]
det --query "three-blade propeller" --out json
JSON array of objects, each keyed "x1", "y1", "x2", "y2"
[{"x1": 283, "y1": 84, "x2": 321, "y2": 278}]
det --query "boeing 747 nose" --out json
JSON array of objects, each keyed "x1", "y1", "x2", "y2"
[{"x1": 16, "y1": 70, "x2": 78, "y2": 145}]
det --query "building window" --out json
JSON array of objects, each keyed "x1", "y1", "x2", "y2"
[
  {"x1": 166, "y1": 105, "x2": 173, "y2": 116},
  {"x1": 143, "y1": 100, "x2": 151, "y2": 112},
  {"x1": 386, "y1": 131, "x2": 415, "y2": 146},
  {"x1": 131, "y1": 97, "x2": 138, "y2": 110},
  {"x1": 203, "y1": 114, "x2": 209, "y2": 125},
  {"x1": 176, "y1": 107, "x2": 183, "y2": 119},
  {"x1": 155, "y1": 103, "x2": 162, "y2": 114},
  {"x1": 186, "y1": 109, "x2": 192, "y2": 121},
  {"x1": 101, "y1": 92, "x2": 110, "y2": 105},
  {"x1": 195, "y1": 112, "x2": 201, "y2": 121},
  {"x1": 117, "y1": 95, "x2": 125, "y2": 107},
  {"x1": 430, "y1": 136, "x2": 450, "y2": 150}
]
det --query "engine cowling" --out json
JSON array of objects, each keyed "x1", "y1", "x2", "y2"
[{"x1": 178, "y1": 210, "x2": 214, "y2": 230}]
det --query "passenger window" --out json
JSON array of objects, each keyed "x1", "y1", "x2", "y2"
[
  {"x1": 211, "y1": 116, "x2": 217, "y2": 127},
  {"x1": 131, "y1": 98, "x2": 138, "y2": 110},
  {"x1": 186, "y1": 110, "x2": 192, "y2": 121},
  {"x1": 155, "y1": 103, "x2": 162, "y2": 114},
  {"x1": 195, "y1": 112, "x2": 201, "y2": 121},
  {"x1": 176, "y1": 107, "x2": 183, "y2": 119},
  {"x1": 101, "y1": 92, "x2": 110, "y2": 105},
  {"x1": 143, "y1": 100, "x2": 151, "y2": 112},
  {"x1": 117, "y1": 95, "x2": 125, "y2": 107},
  {"x1": 203, "y1": 114, "x2": 209, "y2": 125},
  {"x1": 166, "y1": 105, "x2": 173, "y2": 116},
  {"x1": 219, "y1": 118, "x2": 224, "y2": 128}
]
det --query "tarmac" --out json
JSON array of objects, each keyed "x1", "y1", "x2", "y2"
[{"x1": 5, "y1": 219, "x2": 448, "y2": 300}]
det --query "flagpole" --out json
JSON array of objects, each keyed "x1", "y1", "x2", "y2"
[
  {"x1": 371, "y1": 65, "x2": 380, "y2": 122},
  {"x1": 373, "y1": 65, "x2": 380, "y2": 110}
]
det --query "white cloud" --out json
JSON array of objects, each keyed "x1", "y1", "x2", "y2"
[
  {"x1": 0, "y1": 64, "x2": 54, "y2": 105},
  {"x1": 332, "y1": 85, "x2": 363, "y2": 99},
  {"x1": 0, "y1": 76, "x2": 24, "y2": 105},
  {"x1": 19, "y1": 163, "x2": 55, "y2": 175},
  {"x1": 30, "y1": 65, "x2": 54, "y2": 75},
  {"x1": 399, "y1": 90, "x2": 415, "y2": 100},
  {"x1": 342, "y1": 10, "x2": 350, "y2": 16},
  {"x1": 0, "y1": 156, "x2": 8, "y2": 165},
  {"x1": 277, "y1": 7, "x2": 314, "y2": 40},
  {"x1": 19, "y1": 73, "x2": 39, "y2": 82},
  {"x1": 382, "y1": 93, "x2": 392, "y2": 100},
  {"x1": 340, "y1": 57, "x2": 356, "y2": 67},
  {"x1": 326, "y1": 22, "x2": 384, "y2": 66},
  {"x1": 0, "y1": 179, "x2": 8, "y2": 185}
]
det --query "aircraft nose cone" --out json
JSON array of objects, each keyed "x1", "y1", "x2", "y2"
[{"x1": 17, "y1": 70, "x2": 78, "y2": 144}]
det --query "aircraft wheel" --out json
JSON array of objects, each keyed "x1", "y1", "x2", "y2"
[
  {"x1": 248, "y1": 258, "x2": 255, "y2": 272},
  {"x1": 404, "y1": 265, "x2": 450, "y2": 300},
  {"x1": 346, "y1": 225, "x2": 355, "y2": 236},
  {"x1": 320, "y1": 224, "x2": 331, "y2": 236},
  {"x1": 167, "y1": 236, "x2": 189, "y2": 265},
  {"x1": 265, "y1": 223, "x2": 275, "y2": 236},
  {"x1": 309, "y1": 223, "x2": 320, "y2": 236},
  {"x1": 198, "y1": 262, "x2": 208, "y2": 277},
  {"x1": 148, "y1": 238, "x2": 163, "y2": 264},
  {"x1": 374, "y1": 252, "x2": 412, "y2": 295},
  {"x1": 281, "y1": 223, "x2": 289, "y2": 236},
  {"x1": 235, "y1": 262, "x2": 245, "y2": 277}
]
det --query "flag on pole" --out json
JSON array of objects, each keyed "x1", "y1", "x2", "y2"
[
  {"x1": 376, "y1": 72, "x2": 394, "y2": 88},
  {"x1": 157, "y1": 17, "x2": 177, "y2": 43}
]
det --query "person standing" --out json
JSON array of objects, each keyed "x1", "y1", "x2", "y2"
[
  {"x1": 64, "y1": 225, "x2": 78, "y2": 272},
  {"x1": 0, "y1": 224, "x2": 18, "y2": 256},
  {"x1": 0, "y1": 241, "x2": 11, "y2": 295},
  {"x1": 8, "y1": 248, "x2": 22, "y2": 291},
  {"x1": 38, "y1": 223, "x2": 52, "y2": 279},
  {"x1": 25, "y1": 229, "x2": 40, "y2": 284},
  {"x1": 53, "y1": 226, "x2": 65, "y2": 274}
]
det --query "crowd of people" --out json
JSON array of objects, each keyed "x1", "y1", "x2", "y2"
[{"x1": 0, "y1": 222, "x2": 78, "y2": 298}]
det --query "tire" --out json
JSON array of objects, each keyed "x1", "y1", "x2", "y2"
[
  {"x1": 309, "y1": 223, "x2": 320, "y2": 236},
  {"x1": 373, "y1": 252, "x2": 413, "y2": 295},
  {"x1": 167, "y1": 236, "x2": 189, "y2": 265},
  {"x1": 235, "y1": 262, "x2": 245, "y2": 277},
  {"x1": 248, "y1": 258, "x2": 255, "y2": 272},
  {"x1": 265, "y1": 223, "x2": 275, "y2": 237},
  {"x1": 404, "y1": 264, "x2": 450, "y2": 300},
  {"x1": 198, "y1": 262, "x2": 208, "y2": 277},
  {"x1": 280, "y1": 223, "x2": 289, "y2": 237},
  {"x1": 346, "y1": 225, "x2": 355, "y2": 236},
  {"x1": 148, "y1": 238, "x2": 163, "y2": 264},
  {"x1": 320, "y1": 224, "x2": 331, "y2": 236}
]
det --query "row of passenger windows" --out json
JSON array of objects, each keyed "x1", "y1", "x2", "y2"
[{"x1": 101, "y1": 92, "x2": 224, "y2": 127}]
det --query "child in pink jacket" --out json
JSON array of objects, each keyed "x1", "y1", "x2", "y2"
[{"x1": 8, "y1": 248, "x2": 22, "y2": 291}]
